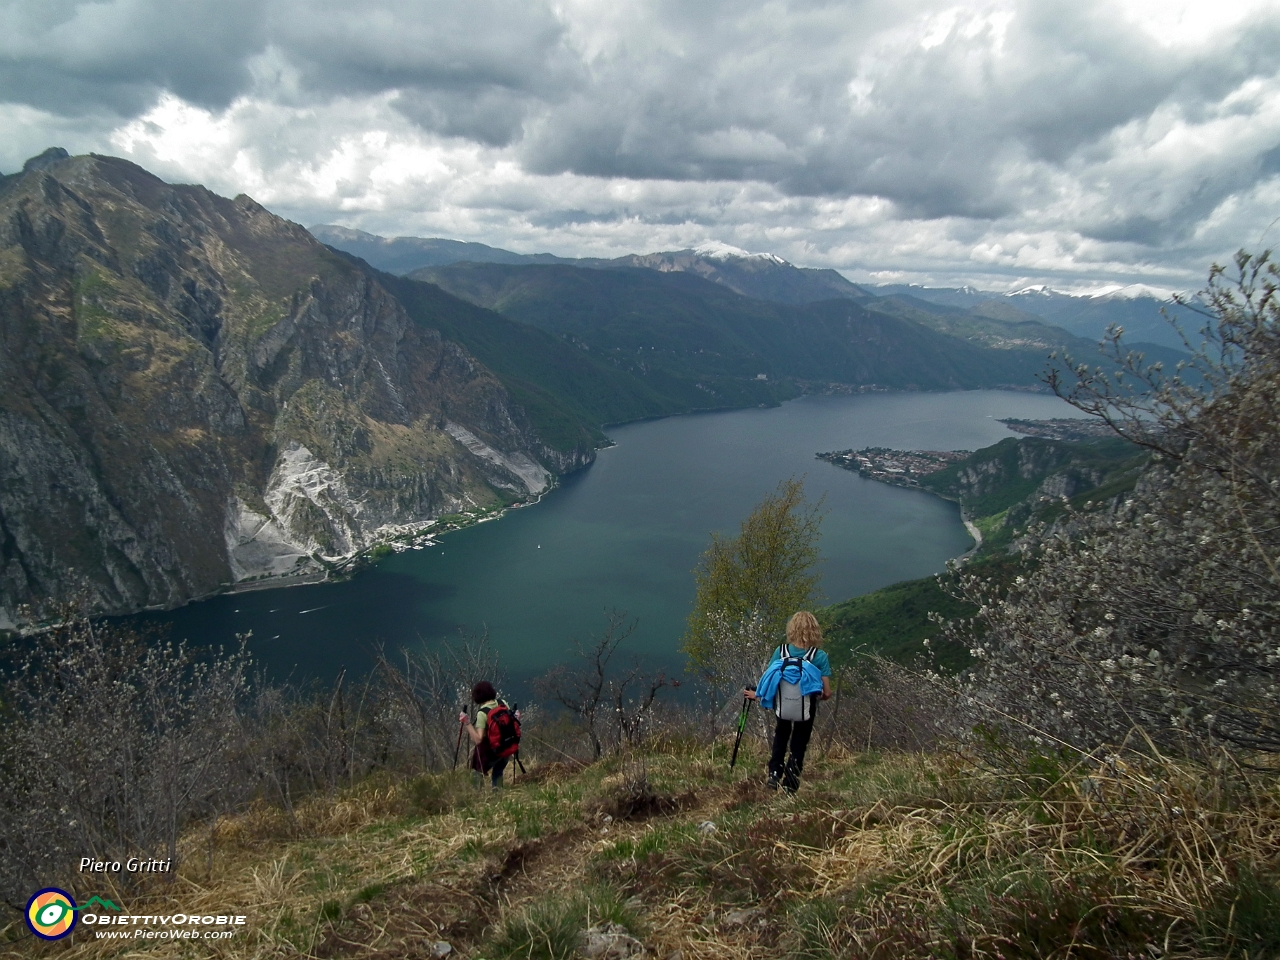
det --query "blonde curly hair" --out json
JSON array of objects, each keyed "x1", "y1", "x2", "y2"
[{"x1": 785, "y1": 611, "x2": 823, "y2": 649}]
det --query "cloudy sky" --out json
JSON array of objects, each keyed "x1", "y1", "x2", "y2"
[{"x1": 3, "y1": 0, "x2": 1279, "y2": 292}]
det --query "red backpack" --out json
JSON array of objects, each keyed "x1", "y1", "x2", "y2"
[{"x1": 482, "y1": 701, "x2": 521, "y2": 760}]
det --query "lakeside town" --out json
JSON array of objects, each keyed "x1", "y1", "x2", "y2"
[
  {"x1": 818, "y1": 418, "x2": 1119, "y2": 489},
  {"x1": 816, "y1": 446, "x2": 971, "y2": 488}
]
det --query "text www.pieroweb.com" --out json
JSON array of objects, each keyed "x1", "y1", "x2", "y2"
[{"x1": 84, "y1": 913, "x2": 246, "y2": 940}]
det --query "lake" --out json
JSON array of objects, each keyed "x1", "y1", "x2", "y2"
[{"x1": 135, "y1": 389, "x2": 1083, "y2": 693}]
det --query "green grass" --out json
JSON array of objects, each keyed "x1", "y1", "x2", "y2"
[
  {"x1": 486, "y1": 886, "x2": 641, "y2": 960},
  {"x1": 819, "y1": 575, "x2": 975, "y2": 671},
  {"x1": 71, "y1": 266, "x2": 124, "y2": 343},
  {"x1": 1197, "y1": 866, "x2": 1280, "y2": 957}
]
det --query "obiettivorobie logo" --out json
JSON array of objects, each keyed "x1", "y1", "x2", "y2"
[
  {"x1": 26, "y1": 888, "x2": 245, "y2": 942},
  {"x1": 25, "y1": 890, "x2": 122, "y2": 940},
  {"x1": 25, "y1": 889, "x2": 120, "y2": 940}
]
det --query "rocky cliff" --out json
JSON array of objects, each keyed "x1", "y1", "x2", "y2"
[
  {"x1": 919, "y1": 434, "x2": 1148, "y2": 541},
  {"x1": 0, "y1": 149, "x2": 584, "y2": 628}
]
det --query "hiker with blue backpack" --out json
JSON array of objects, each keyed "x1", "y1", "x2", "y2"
[
  {"x1": 743, "y1": 611, "x2": 832, "y2": 793},
  {"x1": 459, "y1": 681, "x2": 522, "y2": 789}
]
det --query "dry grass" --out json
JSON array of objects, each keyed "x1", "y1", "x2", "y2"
[{"x1": 3, "y1": 740, "x2": 1277, "y2": 960}]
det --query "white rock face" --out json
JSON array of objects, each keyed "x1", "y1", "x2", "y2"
[
  {"x1": 444, "y1": 422, "x2": 550, "y2": 495},
  {"x1": 224, "y1": 497, "x2": 318, "y2": 581},
  {"x1": 224, "y1": 429, "x2": 550, "y2": 582},
  {"x1": 224, "y1": 442, "x2": 367, "y2": 581},
  {"x1": 265, "y1": 442, "x2": 365, "y2": 557}
]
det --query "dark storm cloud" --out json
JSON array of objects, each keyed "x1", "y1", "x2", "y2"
[
  {"x1": 0, "y1": 0, "x2": 578, "y2": 130},
  {"x1": 275, "y1": 1, "x2": 572, "y2": 86},
  {"x1": 518, "y1": 0, "x2": 1280, "y2": 227},
  {"x1": 0, "y1": 0, "x2": 265, "y2": 115}
]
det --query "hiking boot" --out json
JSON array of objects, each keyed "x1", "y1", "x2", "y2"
[{"x1": 765, "y1": 775, "x2": 780, "y2": 790}]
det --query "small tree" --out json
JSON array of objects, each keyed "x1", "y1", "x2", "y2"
[{"x1": 682, "y1": 478, "x2": 824, "y2": 678}]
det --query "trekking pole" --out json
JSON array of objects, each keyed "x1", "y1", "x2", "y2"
[
  {"x1": 452, "y1": 705, "x2": 466, "y2": 771},
  {"x1": 729, "y1": 695, "x2": 751, "y2": 770},
  {"x1": 512, "y1": 704, "x2": 527, "y2": 776}
]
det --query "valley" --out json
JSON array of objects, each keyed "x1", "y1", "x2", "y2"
[{"x1": 0, "y1": 150, "x2": 1138, "y2": 629}]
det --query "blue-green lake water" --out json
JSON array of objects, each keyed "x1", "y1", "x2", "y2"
[{"x1": 137, "y1": 390, "x2": 1082, "y2": 692}]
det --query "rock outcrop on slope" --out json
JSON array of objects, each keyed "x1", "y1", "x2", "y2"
[{"x1": 0, "y1": 150, "x2": 583, "y2": 628}]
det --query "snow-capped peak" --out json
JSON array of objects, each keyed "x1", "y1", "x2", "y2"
[
  {"x1": 693, "y1": 241, "x2": 788, "y2": 265},
  {"x1": 1007, "y1": 281, "x2": 1178, "y2": 301},
  {"x1": 1083, "y1": 283, "x2": 1178, "y2": 301}
]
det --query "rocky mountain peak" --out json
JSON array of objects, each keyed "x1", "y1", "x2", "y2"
[
  {"x1": 21, "y1": 147, "x2": 70, "y2": 173},
  {"x1": 0, "y1": 152, "x2": 571, "y2": 627}
]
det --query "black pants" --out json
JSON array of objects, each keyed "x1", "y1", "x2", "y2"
[
  {"x1": 471, "y1": 747, "x2": 510, "y2": 788},
  {"x1": 769, "y1": 715, "x2": 815, "y2": 793}
]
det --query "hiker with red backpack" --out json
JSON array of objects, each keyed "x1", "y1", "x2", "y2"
[
  {"x1": 743, "y1": 611, "x2": 832, "y2": 794},
  {"x1": 459, "y1": 681, "x2": 522, "y2": 789}
]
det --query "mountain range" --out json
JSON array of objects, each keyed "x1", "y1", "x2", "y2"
[
  {"x1": 309, "y1": 225, "x2": 872, "y2": 306},
  {"x1": 0, "y1": 151, "x2": 1186, "y2": 626},
  {"x1": 312, "y1": 225, "x2": 1192, "y2": 351}
]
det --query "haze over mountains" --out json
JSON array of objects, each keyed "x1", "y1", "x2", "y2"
[
  {"x1": 309, "y1": 225, "x2": 872, "y2": 307},
  {"x1": 0, "y1": 151, "x2": 1188, "y2": 626},
  {"x1": 311, "y1": 225, "x2": 1193, "y2": 351}
]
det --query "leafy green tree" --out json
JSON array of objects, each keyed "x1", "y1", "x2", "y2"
[{"x1": 682, "y1": 478, "x2": 824, "y2": 677}]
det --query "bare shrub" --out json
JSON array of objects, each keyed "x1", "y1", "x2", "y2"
[
  {"x1": 374, "y1": 629, "x2": 505, "y2": 772},
  {"x1": 819, "y1": 655, "x2": 966, "y2": 753},
  {"x1": 697, "y1": 609, "x2": 774, "y2": 738},
  {"x1": 0, "y1": 617, "x2": 246, "y2": 904},
  {"x1": 238, "y1": 671, "x2": 386, "y2": 817},
  {"x1": 536, "y1": 611, "x2": 669, "y2": 759}
]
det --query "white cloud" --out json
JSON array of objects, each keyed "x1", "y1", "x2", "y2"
[{"x1": 3, "y1": 0, "x2": 1279, "y2": 289}]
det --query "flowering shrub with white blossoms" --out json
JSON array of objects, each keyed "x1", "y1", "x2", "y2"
[{"x1": 943, "y1": 252, "x2": 1280, "y2": 757}]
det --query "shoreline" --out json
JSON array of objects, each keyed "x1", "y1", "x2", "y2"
[
  {"x1": 10, "y1": 480, "x2": 569, "y2": 637},
  {"x1": 960, "y1": 510, "x2": 983, "y2": 559},
  {"x1": 815, "y1": 446, "x2": 984, "y2": 564},
  {"x1": 19, "y1": 389, "x2": 1045, "y2": 634},
  {"x1": 226, "y1": 479, "x2": 561, "y2": 596}
]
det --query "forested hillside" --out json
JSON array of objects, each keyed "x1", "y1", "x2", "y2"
[{"x1": 416, "y1": 261, "x2": 1061, "y2": 393}]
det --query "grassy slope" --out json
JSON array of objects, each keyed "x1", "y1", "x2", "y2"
[
  {"x1": 21, "y1": 740, "x2": 1277, "y2": 960},
  {"x1": 819, "y1": 576, "x2": 973, "y2": 671}
]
